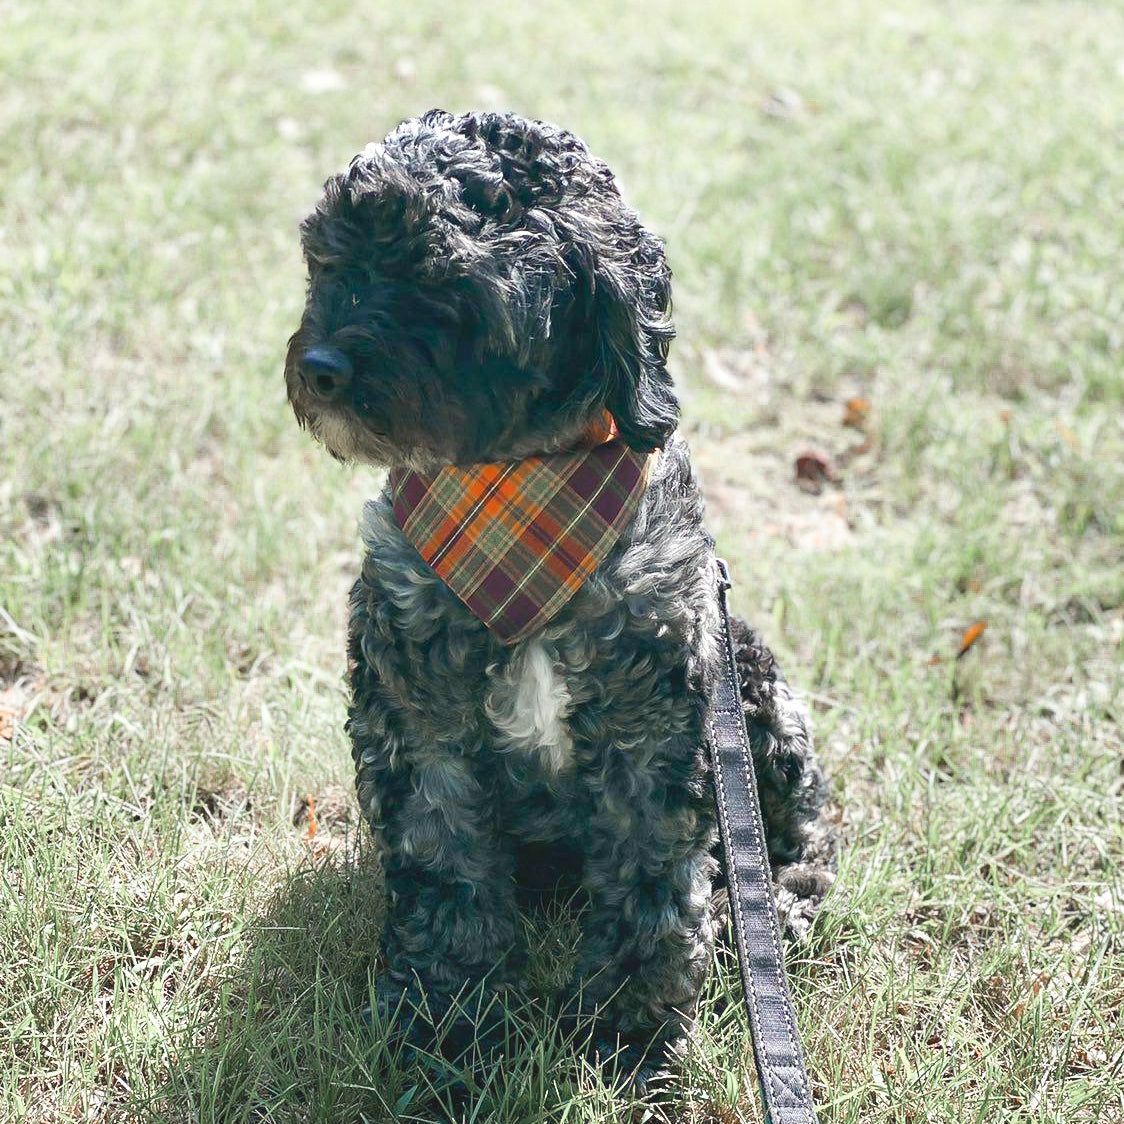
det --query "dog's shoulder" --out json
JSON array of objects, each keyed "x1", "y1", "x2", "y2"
[
  {"x1": 562, "y1": 432, "x2": 721, "y2": 674},
  {"x1": 603, "y1": 433, "x2": 715, "y2": 604}
]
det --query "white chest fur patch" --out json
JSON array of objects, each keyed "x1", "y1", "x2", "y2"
[{"x1": 485, "y1": 639, "x2": 574, "y2": 774}]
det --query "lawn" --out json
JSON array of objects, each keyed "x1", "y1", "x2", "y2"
[{"x1": 1, "y1": 1, "x2": 1121, "y2": 1120}]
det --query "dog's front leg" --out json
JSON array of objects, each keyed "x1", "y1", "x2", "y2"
[
  {"x1": 568, "y1": 755, "x2": 718, "y2": 1088},
  {"x1": 364, "y1": 747, "x2": 521, "y2": 1054},
  {"x1": 348, "y1": 596, "x2": 521, "y2": 1054}
]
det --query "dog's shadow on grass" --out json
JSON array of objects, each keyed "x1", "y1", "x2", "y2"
[
  {"x1": 161, "y1": 844, "x2": 402, "y2": 1121},
  {"x1": 160, "y1": 840, "x2": 633, "y2": 1124}
]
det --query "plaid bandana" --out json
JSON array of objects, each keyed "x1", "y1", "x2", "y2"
[{"x1": 388, "y1": 423, "x2": 654, "y2": 644}]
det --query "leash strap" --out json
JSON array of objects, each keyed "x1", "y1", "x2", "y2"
[{"x1": 708, "y1": 558, "x2": 819, "y2": 1124}]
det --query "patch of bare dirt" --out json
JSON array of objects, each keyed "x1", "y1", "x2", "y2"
[
  {"x1": 190, "y1": 778, "x2": 253, "y2": 826},
  {"x1": 688, "y1": 351, "x2": 882, "y2": 554}
]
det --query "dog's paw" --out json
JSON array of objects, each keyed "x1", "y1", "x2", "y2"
[
  {"x1": 773, "y1": 862, "x2": 836, "y2": 940},
  {"x1": 363, "y1": 975, "x2": 519, "y2": 1066}
]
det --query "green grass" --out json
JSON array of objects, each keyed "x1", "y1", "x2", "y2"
[{"x1": 2, "y1": 0, "x2": 1122, "y2": 1120}]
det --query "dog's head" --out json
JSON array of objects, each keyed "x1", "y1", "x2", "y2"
[{"x1": 285, "y1": 109, "x2": 677, "y2": 468}]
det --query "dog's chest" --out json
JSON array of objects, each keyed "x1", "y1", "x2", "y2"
[
  {"x1": 484, "y1": 638, "x2": 574, "y2": 774},
  {"x1": 353, "y1": 437, "x2": 720, "y2": 779}
]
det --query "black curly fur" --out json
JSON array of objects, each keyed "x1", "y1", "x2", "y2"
[
  {"x1": 725, "y1": 619, "x2": 837, "y2": 936},
  {"x1": 285, "y1": 109, "x2": 837, "y2": 1089}
]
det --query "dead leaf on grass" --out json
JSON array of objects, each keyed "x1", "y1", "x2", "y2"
[
  {"x1": 794, "y1": 449, "x2": 838, "y2": 494},
  {"x1": 957, "y1": 620, "x2": 988, "y2": 659},
  {"x1": 294, "y1": 787, "x2": 358, "y2": 863},
  {"x1": 293, "y1": 794, "x2": 319, "y2": 838},
  {"x1": 294, "y1": 786, "x2": 354, "y2": 838},
  {"x1": 842, "y1": 397, "x2": 871, "y2": 430},
  {"x1": 930, "y1": 620, "x2": 990, "y2": 666}
]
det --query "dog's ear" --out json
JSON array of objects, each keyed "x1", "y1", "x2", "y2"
[{"x1": 568, "y1": 229, "x2": 678, "y2": 453}]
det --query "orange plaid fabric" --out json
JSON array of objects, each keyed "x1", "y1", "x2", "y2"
[{"x1": 389, "y1": 422, "x2": 654, "y2": 644}]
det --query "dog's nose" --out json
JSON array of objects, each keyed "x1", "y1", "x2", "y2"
[{"x1": 299, "y1": 345, "x2": 353, "y2": 399}]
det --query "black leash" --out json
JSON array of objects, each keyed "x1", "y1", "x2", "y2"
[{"x1": 709, "y1": 558, "x2": 819, "y2": 1124}]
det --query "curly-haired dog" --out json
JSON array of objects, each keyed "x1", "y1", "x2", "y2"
[{"x1": 285, "y1": 109, "x2": 836, "y2": 1086}]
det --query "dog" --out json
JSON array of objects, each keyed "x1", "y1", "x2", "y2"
[{"x1": 285, "y1": 109, "x2": 836, "y2": 1088}]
